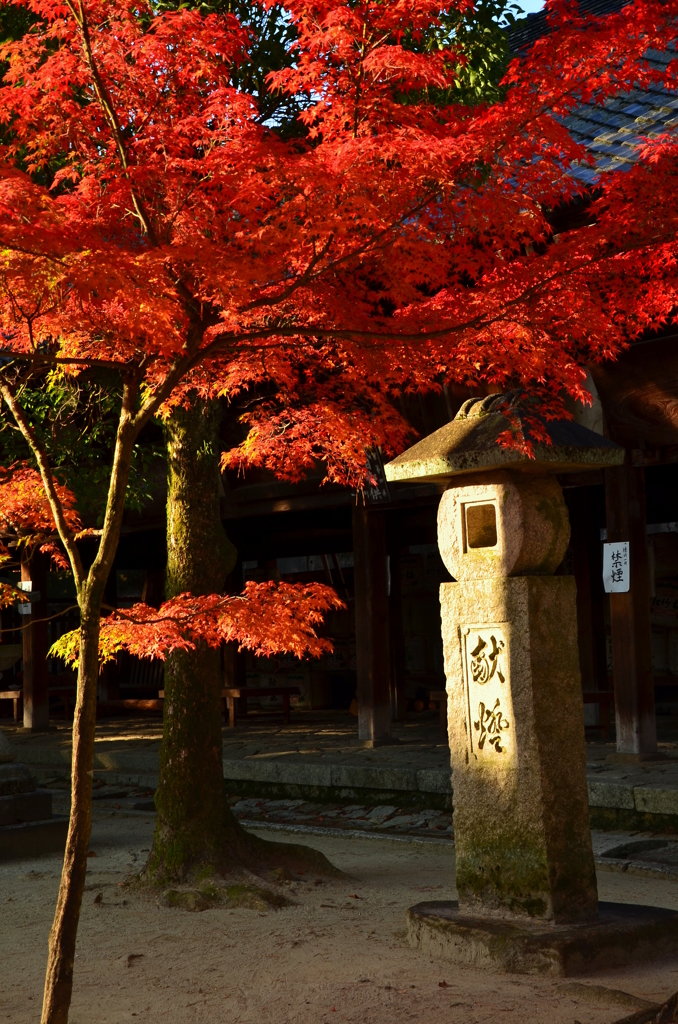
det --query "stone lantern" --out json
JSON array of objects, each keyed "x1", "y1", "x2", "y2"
[{"x1": 385, "y1": 395, "x2": 678, "y2": 974}]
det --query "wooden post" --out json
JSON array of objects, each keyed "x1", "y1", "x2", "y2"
[
  {"x1": 223, "y1": 642, "x2": 246, "y2": 688},
  {"x1": 388, "y1": 543, "x2": 407, "y2": 722},
  {"x1": 605, "y1": 456, "x2": 657, "y2": 755},
  {"x1": 21, "y1": 551, "x2": 50, "y2": 731},
  {"x1": 568, "y1": 486, "x2": 611, "y2": 737},
  {"x1": 567, "y1": 487, "x2": 608, "y2": 692},
  {"x1": 353, "y1": 502, "x2": 392, "y2": 746},
  {"x1": 141, "y1": 567, "x2": 165, "y2": 608}
]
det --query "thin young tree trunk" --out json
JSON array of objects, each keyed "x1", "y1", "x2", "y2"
[
  {"x1": 37, "y1": 397, "x2": 139, "y2": 1024},
  {"x1": 40, "y1": 611, "x2": 101, "y2": 1024}
]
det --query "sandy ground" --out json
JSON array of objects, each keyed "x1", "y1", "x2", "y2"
[{"x1": 3, "y1": 812, "x2": 678, "y2": 1024}]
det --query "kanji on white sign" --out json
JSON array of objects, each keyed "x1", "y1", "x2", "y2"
[{"x1": 602, "y1": 541, "x2": 630, "y2": 593}]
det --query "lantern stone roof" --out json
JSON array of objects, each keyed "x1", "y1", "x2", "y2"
[{"x1": 384, "y1": 394, "x2": 624, "y2": 484}]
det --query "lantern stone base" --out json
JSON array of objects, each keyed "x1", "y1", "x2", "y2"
[
  {"x1": 0, "y1": 817, "x2": 68, "y2": 861},
  {"x1": 407, "y1": 900, "x2": 678, "y2": 976}
]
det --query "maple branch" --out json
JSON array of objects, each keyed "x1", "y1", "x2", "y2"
[
  {"x1": 103, "y1": 594, "x2": 254, "y2": 630},
  {"x1": 64, "y1": 0, "x2": 213, "y2": 330},
  {"x1": 0, "y1": 605, "x2": 80, "y2": 634},
  {"x1": 243, "y1": 191, "x2": 441, "y2": 314},
  {"x1": 65, "y1": 0, "x2": 158, "y2": 244},
  {"x1": 244, "y1": 233, "x2": 335, "y2": 311},
  {"x1": 0, "y1": 580, "x2": 38, "y2": 601},
  {"x1": 0, "y1": 244, "x2": 65, "y2": 265},
  {"x1": 0, "y1": 381, "x2": 85, "y2": 590}
]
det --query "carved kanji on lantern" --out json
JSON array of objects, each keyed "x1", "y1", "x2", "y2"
[
  {"x1": 463, "y1": 625, "x2": 513, "y2": 763},
  {"x1": 475, "y1": 698, "x2": 510, "y2": 754}
]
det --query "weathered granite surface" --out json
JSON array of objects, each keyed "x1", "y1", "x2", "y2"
[
  {"x1": 407, "y1": 900, "x2": 678, "y2": 976},
  {"x1": 384, "y1": 394, "x2": 624, "y2": 483},
  {"x1": 441, "y1": 575, "x2": 598, "y2": 924},
  {"x1": 437, "y1": 471, "x2": 570, "y2": 580}
]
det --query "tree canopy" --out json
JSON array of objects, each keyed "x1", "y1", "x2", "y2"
[
  {"x1": 2, "y1": 2, "x2": 678, "y2": 1020},
  {"x1": 1, "y1": 0, "x2": 676, "y2": 485},
  {"x1": 0, "y1": 0, "x2": 675, "y2": 654}
]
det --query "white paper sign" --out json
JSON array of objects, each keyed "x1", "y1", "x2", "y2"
[
  {"x1": 17, "y1": 579, "x2": 32, "y2": 614},
  {"x1": 603, "y1": 542, "x2": 630, "y2": 593}
]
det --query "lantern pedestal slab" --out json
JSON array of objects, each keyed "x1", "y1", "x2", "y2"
[{"x1": 407, "y1": 900, "x2": 678, "y2": 976}]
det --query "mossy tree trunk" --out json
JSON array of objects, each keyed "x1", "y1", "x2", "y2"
[
  {"x1": 145, "y1": 398, "x2": 237, "y2": 881},
  {"x1": 145, "y1": 398, "x2": 334, "y2": 883}
]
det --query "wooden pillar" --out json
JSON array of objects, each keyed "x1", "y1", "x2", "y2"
[
  {"x1": 605, "y1": 457, "x2": 656, "y2": 754},
  {"x1": 353, "y1": 503, "x2": 392, "y2": 746},
  {"x1": 567, "y1": 487, "x2": 608, "y2": 693},
  {"x1": 21, "y1": 551, "x2": 49, "y2": 731},
  {"x1": 388, "y1": 543, "x2": 407, "y2": 722}
]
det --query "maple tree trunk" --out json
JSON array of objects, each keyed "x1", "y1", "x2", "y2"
[
  {"x1": 145, "y1": 398, "x2": 335, "y2": 882},
  {"x1": 145, "y1": 398, "x2": 239, "y2": 880},
  {"x1": 40, "y1": 406, "x2": 139, "y2": 1024},
  {"x1": 41, "y1": 610, "x2": 100, "y2": 1024}
]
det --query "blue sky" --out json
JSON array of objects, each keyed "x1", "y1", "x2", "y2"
[{"x1": 515, "y1": 0, "x2": 546, "y2": 12}]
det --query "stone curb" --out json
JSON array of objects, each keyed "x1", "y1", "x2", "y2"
[
  {"x1": 0, "y1": 817, "x2": 69, "y2": 861},
  {"x1": 587, "y1": 779, "x2": 678, "y2": 816},
  {"x1": 18, "y1": 745, "x2": 678, "y2": 820},
  {"x1": 24, "y1": 749, "x2": 454, "y2": 797},
  {"x1": 220, "y1": 759, "x2": 453, "y2": 795}
]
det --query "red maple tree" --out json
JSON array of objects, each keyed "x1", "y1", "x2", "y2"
[
  {"x1": 0, "y1": 463, "x2": 81, "y2": 572},
  {"x1": 1, "y1": 0, "x2": 678, "y2": 1020}
]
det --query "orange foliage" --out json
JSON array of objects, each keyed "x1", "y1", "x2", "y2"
[
  {"x1": 50, "y1": 582, "x2": 343, "y2": 664},
  {"x1": 0, "y1": 0, "x2": 677, "y2": 654},
  {"x1": 0, "y1": 0, "x2": 675, "y2": 474},
  {"x1": 0, "y1": 462, "x2": 81, "y2": 570}
]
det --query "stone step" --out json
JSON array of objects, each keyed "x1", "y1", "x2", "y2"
[
  {"x1": 0, "y1": 789, "x2": 52, "y2": 826},
  {"x1": 21, "y1": 744, "x2": 678, "y2": 825},
  {"x1": 0, "y1": 817, "x2": 68, "y2": 861}
]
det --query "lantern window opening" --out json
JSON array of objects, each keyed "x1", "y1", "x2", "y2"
[{"x1": 463, "y1": 501, "x2": 498, "y2": 551}]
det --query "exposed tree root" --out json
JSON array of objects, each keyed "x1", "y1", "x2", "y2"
[{"x1": 140, "y1": 803, "x2": 341, "y2": 891}]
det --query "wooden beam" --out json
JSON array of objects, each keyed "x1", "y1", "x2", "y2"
[
  {"x1": 352, "y1": 503, "x2": 392, "y2": 746},
  {"x1": 21, "y1": 552, "x2": 49, "y2": 731},
  {"x1": 605, "y1": 457, "x2": 657, "y2": 754}
]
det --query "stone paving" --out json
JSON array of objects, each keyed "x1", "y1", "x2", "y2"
[
  {"x1": 3, "y1": 711, "x2": 454, "y2": 804},
  {"x1": 40, "y1": 774, "x2": 678, "y2": 881},
  {"x1": 6, "y1": 709, "x2": 678, "y2": 823},
  {"x1": 4, "y1": 709, "x2": 450, "y2": 768},
  {"x1": 231, "y1": 797, "x2": 454, "y2": 838}
]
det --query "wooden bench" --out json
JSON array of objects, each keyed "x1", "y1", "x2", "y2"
[
  {"x1": 223, "y1": 686, "x2": 301, "y2": 727},
  {"x1": 160, "y1": 686, "x2": 301, "y2": 728},
  {"x1": 0, "y1": 685, "x2": 77, "y2": 723},
  {"x1": 0, "y1": 689, "x2": 22, "y2": 722}
]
